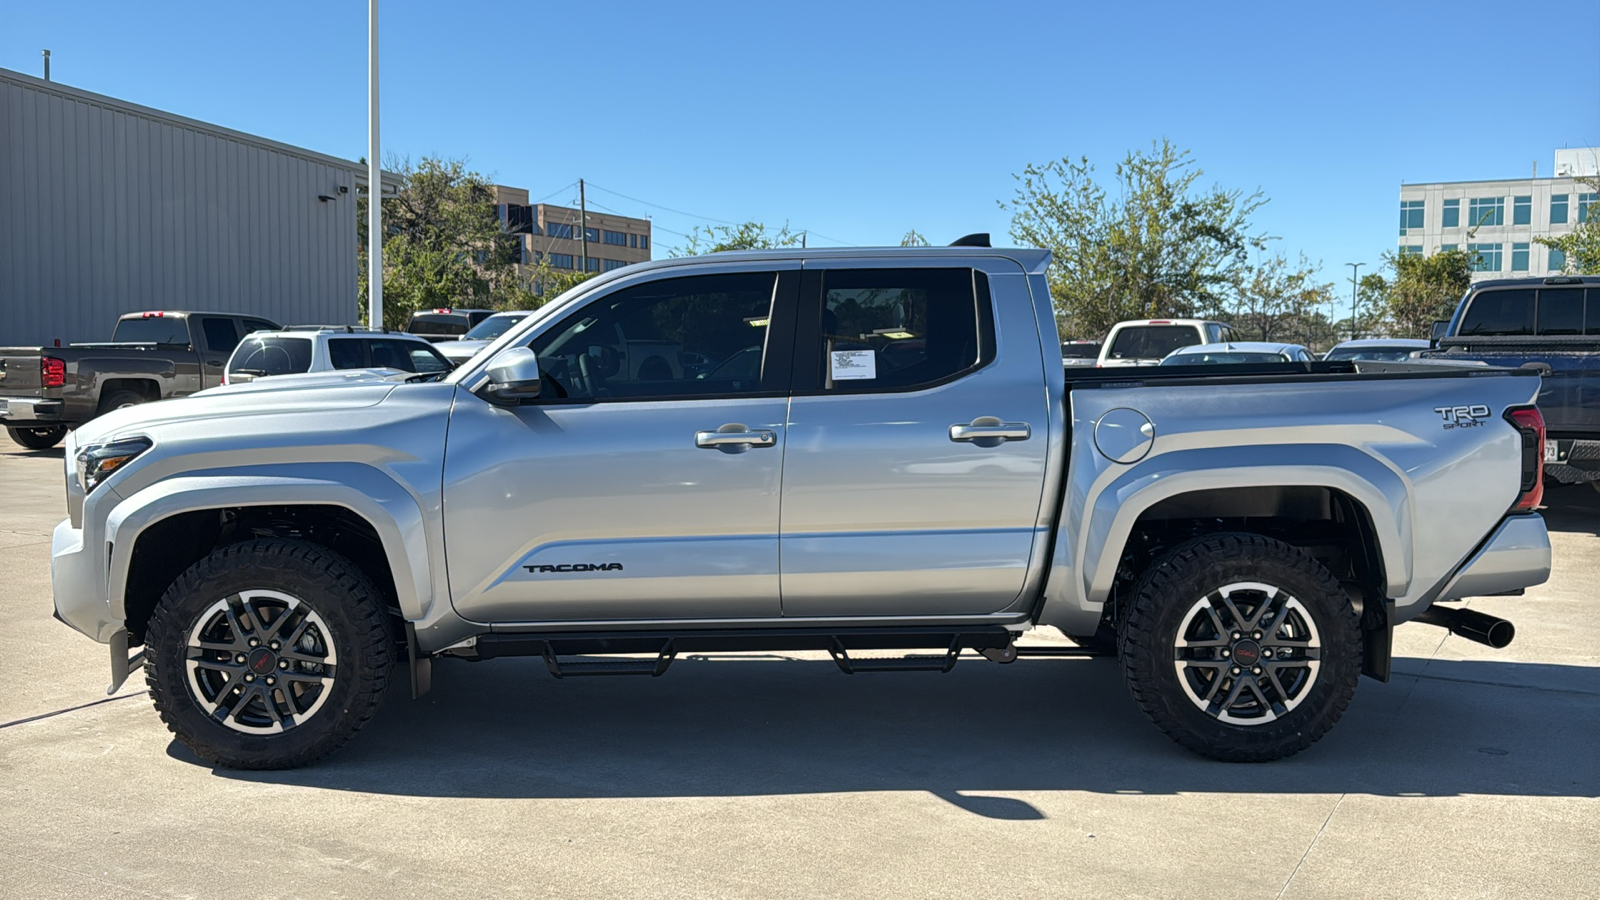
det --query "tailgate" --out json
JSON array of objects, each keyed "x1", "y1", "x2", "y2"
[{"x1": 0, "y1": 348, "x2": 45, "y2": 397}]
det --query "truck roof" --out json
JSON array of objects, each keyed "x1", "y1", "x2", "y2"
[
  {"x1": 566, "y1": 246, "x2": 1054, "y2": 281},
  {"x1": 1468, "y1": 276, "x2": 1600, "y2": 290}
]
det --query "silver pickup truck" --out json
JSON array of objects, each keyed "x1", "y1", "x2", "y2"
[{"x1": 50, "y1": 243, "x2": 1553, "y2": 769}]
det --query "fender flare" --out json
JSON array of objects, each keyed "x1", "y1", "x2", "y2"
[{"x1": 103, "y1": 463, "x2": 436, "y2": 624}]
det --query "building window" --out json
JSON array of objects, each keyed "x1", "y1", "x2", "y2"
[
  {"x1": 1399, "y1": 199, "x2": 1424, "y2": 235},
  {"x1": 602, "y1": 258, "x2": 627, "y2": 272},
  {"x1": 1469, "y1": 197, "x2": 1504, "y2": 227},
  {"x1": 546, "y1": 222, "x2": 575, "y2": 240},
  {"x1": 586, "y1": 257, "x2": 601, "y2": 272},
  {"x1": 1399, "y1": 245, "x2": 1424, "y2": 256},
  {"x1": 585, "y1": 227, "x2": 600, "y2": 243},
  {"x1": 548, "y1": 253, "x2": 575, "y2": 269},
  {"x1": 603, "y1": 229, "x2": 628, "y2": 246},
  {"x1": 1511, "y1": 242, "x2": 1530, "y2": 271},
  {"x1": 639, "y1": 234, "x2": 649, "y2": 251},
  {"x1": 1580, "y1": 193, "x2": 1599, "y2": 223},
  {"x1": 1551, "y1": 194, "x2": 1569, "y2": 224},
  {"x1": 1512, "y1": 195, "x2": 1531, "y2": 226},
  {"x1": 1468, "y1": 242, "x2": 1502, "y2": 272},
  {"x1": 1550, "y1": 247, "x2": 1567, "y2": 271},
  {"x1": 1442, "y1": 199, "x2": 1460, "y2": 228},
  {"x1": 629, "y1": 234, "x2": 638, "y2": 248},
  {"x1": 1442, "y1": 243, "x2": 1459, "y2": 252}
]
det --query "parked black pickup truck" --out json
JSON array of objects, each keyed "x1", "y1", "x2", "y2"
[
  {"x1": 1423, "y1": 276, "x2": 1600, "y2": 484},
  {"x1": 0, "y1": 310, "x2": 279, "y2": 449}
]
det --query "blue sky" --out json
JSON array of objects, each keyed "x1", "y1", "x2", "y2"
[{"x1": 4, "y1": 0, "x2": 1597, "y2": 303}]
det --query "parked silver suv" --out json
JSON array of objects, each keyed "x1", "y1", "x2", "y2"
[{"x1": 224, "y1": 327, "x2": 454, "y2": 384}]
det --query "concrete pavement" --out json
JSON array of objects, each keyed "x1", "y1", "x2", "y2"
[{"x1": 1, "y1": 442, "x2": 1595, "y2": 899}]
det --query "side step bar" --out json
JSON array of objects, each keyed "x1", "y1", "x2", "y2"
[{"x1": 467, "y1": 626, "x2": 1024, "y2": 679}]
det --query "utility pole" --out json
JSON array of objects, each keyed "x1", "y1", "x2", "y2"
[
  {"x1": 367, "y1": 0, "x2": 382, "y2": 330},
  {"x1": 1346, "y1": 262, "x2": 1364, "y2": 341},
  {"x1": 41, "y1": 49, "x2": 50, "y2": 81},
  {"x1": 801, "y1": 231, "x2": 807, "y2": 249},
  {"x1": 579, "y1": 179, "x2": 589, "y2": 275}
]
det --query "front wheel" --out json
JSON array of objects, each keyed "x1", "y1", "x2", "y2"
[
  {"x1": 7, "y1": 425, "x2": 68, "y2": 449},
  {"x1": 144, "y1": 539, "x2": 396, "y2": 769},
  {"x1": 1118, "y1": 533, "x2": 1361, "y2": 762}
]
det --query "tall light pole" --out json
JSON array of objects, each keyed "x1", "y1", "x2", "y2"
[
  {"x1": 367, "y1": 0, "x2": 382, "y2": 330},
  {"x1": 1346, "y1": 262, "x2": 1364, "y2": 341}
]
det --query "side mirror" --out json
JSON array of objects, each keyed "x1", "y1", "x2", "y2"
[
  {"x1": 1429, "y1": 320, "x2": 1450, "y2": 345},
  {"x1": 482, "y1": 347, "x2": 542, "y2": 404}
]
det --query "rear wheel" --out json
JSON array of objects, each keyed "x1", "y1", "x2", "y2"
[
  {"x1": 99, "y1": 390, "x2": 148, "y2": 414},
  {"x1": 7, "y1": 425, "x2": 67, "y2": 450},
  {"x1": 143, "y1": 539, "x2": 395, "y2": 769},
  {"x1": 1118, "y1": 533, "x2": 1361, "y2": 762}
]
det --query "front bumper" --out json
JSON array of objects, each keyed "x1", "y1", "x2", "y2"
[
  {"x1": 0, "y1": 396, "x2": 64, "y2": 425},
  {"x1": 1435, "y1": 513, "x2": 1551, "y2": 602},
  {"x1": 52, "y1": 518, "x2": 118, "y2": 643}
]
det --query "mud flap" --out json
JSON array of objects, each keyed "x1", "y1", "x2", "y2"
[
  {"x1": 106, "y1": 629, "x2": 146, "y2": 695},
  {"x1": 1361, "y1": 599, "x2": 1393, "y2": 682},
  {"x1": 406, "y1": 622, "x2": 432, "y2": 700}
]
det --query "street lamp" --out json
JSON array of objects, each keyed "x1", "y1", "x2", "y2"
[{"x1": 1346, "y1": 262, "x2": 1364, "y2": 341}]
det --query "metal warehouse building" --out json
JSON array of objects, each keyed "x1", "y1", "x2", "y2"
[{"x1": 0, "y1": 67, "x2": 366, "y2": 347}]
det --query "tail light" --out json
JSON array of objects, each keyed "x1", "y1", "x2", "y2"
[
  {"x1": 41, "y1": 356, "x2": 66, "y2": 388},
  {"x1": 1504, "y1": 405, "x2": 1545, "y2": 511}
]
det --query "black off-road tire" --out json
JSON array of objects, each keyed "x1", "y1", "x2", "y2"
[
  {"x1": 98, "y1": 389, "x2": 148, "y2": 414},
  {"x1": 144, "y1": 539, "x2": 395, "y2": 769},
  {"x1": 7, "y1": 425, "x2": 68, "y2": 450},
  {"x1": 1118, "y1": 533, "x2": 1361, "y2": 762}
]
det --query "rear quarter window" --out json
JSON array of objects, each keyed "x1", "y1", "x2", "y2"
[{"x1": 228, "y1": 337, "x2": 313, "y2": 377}]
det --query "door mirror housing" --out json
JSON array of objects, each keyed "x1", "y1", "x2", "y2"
[
  {"x1": 482, "y1": 347, "x2": 542, "y2": 404},
  {"x1": 1429, "y1": 320, "x2": 1450, "y2": 345}
]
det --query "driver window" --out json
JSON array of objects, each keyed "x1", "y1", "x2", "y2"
[{"x1": 529, "y1": 272, "x2": 777, "y2": 400}]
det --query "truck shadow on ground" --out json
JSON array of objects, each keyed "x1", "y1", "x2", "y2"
[
  {"x1": 194, "y1": 653, "x2": 1600, "y2": 812},
  {"x1": 1542, "y1": 483, "x2": 1600, "y2": 536}
]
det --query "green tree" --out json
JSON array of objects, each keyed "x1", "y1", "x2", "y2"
[
  {"x1": 1536, "y1": 175, "x2": 1600, "y2": 274},
  {"x1": 1358, "y1": 248, "x2": 1473, "y2": 339},
  {"x1": 1002, "y1": 139, "x2": 1268, "y2": 339},
  {"x1": 1226, "y1": 254, "x2": 1335, "y2": 344},
  {"x1": 357, "y1": 156, "x2": 516, "y2": 330},
  {"x1": 671, "y1": 221, "x2": 804, "y2": 256},
  {"x1": 499, "y1": 258, "x2": 597, "y2": 311},
  {"x1": 900, "y1": 229, "x2": 930, "y2": 247}
]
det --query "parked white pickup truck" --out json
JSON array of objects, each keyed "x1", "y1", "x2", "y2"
[{"x1": 51, "y1": 238, "x2": 1551, "y2": 769}]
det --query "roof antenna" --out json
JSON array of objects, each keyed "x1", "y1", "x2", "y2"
[
  {"x1": 42, "y1": 49, "x2": 50, "y2": 81},
  {"x1": 949, "y1": 233, "x2": 990, "y2": 248}
]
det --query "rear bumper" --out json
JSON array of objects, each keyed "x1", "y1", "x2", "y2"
[
  {"x1": 1435, "y1": 513, "x2": 1551, "y2": 602},
  {"x1": 0, "y1": 397, "x2": 64, "y2": 425},
  {"x1": 1545, "y1": 438, "x2": 1600, "y2": 484}
]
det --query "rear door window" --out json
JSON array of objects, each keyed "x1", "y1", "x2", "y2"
[
  {"x1": 1537, "y1": 288, "x2": 1585, "y2": 335},
  {"x1": 228, "y1": 337, "x2": 313, "y2": 377},
  {"x1": 199, "y1": 317, "x2": 241, "y2": 353},
  {"x1": 1460, "y1": 289, "x2": 1535, "y2": 335},
  {"x1": 1107, "y1": 325, "x2": 1203, "y2": 360},
  {"x1": 242, "y1": 318, "x2": 278, "y2": 336},
  {"x1": 327, "y1": 338, "x2": 367, "y2": 369}
]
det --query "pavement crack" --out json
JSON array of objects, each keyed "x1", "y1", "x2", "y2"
[
  {"x1": 0, "y1": 692, "x2": 142, "y2": 730},
  {"x1": 1276, "y1": 793, "x2": 1346, "y2": 900}
]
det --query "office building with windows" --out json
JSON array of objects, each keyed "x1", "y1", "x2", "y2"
[
  {"x1": 489, "y1": 185, "x2": 652, "y2": 278},
  {"x1": 1397, "y1": 148, "x2": 1597, "y2": 281}
]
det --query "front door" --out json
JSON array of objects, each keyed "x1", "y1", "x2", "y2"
[
  {"x1": 443, "y1": 266, "x2": 799, "y2": 624},
  {"x1": 778, "y1": 260, "x2": 1052, "y2": 617}
]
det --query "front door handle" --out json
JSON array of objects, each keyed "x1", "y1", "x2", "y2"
[
  {"x1": 696, "y1": 424, "x2": 777, "y2": 451},
  {"x1": 950, "y1": 417, "x2": 1031, "y2": 445},
  {"x1": 205, "y1": 359, "x2": 223, "y2": 367}
]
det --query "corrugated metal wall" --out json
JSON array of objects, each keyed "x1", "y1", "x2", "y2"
[{"x1": 0, "y1": 69, "x2": 359, "y2": 346}]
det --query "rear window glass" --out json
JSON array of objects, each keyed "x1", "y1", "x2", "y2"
[
  {"x1": 1591, "y1": 290, "x2": 1600, "y2": 336},
  {"x1": 1106, "y1": 325, "x2": 1203, "y2": 360},
  {"x1": 1324, "y1": 347, "x2": 1418, "y2": 361},
  {"x1": 1460, "y1": 289, "x2": 1535, "y2": 335},
  {"x1": 1162, "y1": 351, "x2": 1287, "y2": 365},
  {"x1": 112, "y1": 317, "x2": 190, "y2": 346},
  {"x1": 1537, "y1": 288, "x2": 1584, "y2": 335},
  {"x1": 228, "y1": 337, "x2": 313, "y2": 377},
  {"x1": 1061, "y1": 343, "x2": 1100, "y2": 359},
  {"x1": 407, "y1": 314, "x2": 470, "y2": 336}
]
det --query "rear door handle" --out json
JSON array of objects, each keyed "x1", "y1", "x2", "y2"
[
  {"x1": 950, "y1": 419, "x2": 1031, "y2": 444},
  {"x1": 696, "y1": 425, "x2": 777, "y2": 450}
]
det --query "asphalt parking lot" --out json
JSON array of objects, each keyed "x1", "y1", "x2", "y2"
[{"x1": 1, "y1": 442, "x2": 1596, "y2": 900}]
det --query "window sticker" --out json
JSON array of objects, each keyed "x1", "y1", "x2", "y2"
[{"x1": 830, "y1": 349, "x2": 876, "y2": 380}]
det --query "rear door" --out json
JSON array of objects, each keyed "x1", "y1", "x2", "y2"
[
  {"x1": 442, "y1": 264, "x2": 800, "y2": 624},
  {"x1": 777, "y1": 258, "x2": 1052, "y2": 617},
  {"x1": 195, "y1": 317, "x2": 242, "y2": 389}
]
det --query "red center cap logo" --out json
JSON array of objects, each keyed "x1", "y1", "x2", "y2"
[
  {"x1": 247, "y1": 648, "x2": 276, "y2": 675},
  {"x1": 1232, "y1": 640, "x2": 1262, "y2": 667}
]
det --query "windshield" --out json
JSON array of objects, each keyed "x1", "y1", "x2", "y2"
[
  {"x1": 1324, "y1": 347, "x2": 1417, "y2": 361},
  {"x1": 1162, "y1": 351, "x2": 1289, "y2": 365},
  {"x1": 228, "y1": 336, "x2": 313, "y2": 377},
  {"x1": 1107, "y1": 325, "x2": 1202, "y2": 360},
  {"x1": 112, "y1": 317, "x2": 190, "y2": 346},
  {"x1": 462, "y1": 313, "x2": 529, "y2": 341}
]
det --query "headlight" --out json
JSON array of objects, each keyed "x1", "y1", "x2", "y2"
[{"x1": 76, "y1": 437, "x2": 153, "y2": 494}]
